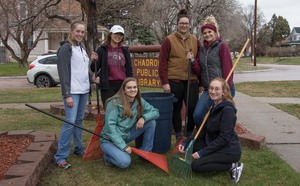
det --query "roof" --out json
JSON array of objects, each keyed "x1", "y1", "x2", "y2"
[{"x1": 292, "y1": 27, "x2": 300, "y2": 33}]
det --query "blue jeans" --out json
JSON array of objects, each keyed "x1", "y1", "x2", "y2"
[
  {"x1": 193, "y1": 85, "x2": 235, "y2": 128},
  {"x1": 54, "y1": 93, "x2": 88, "y2": 164},
  {"x1": 100, "y1": 120, "x2": 156, "y2": 168}
]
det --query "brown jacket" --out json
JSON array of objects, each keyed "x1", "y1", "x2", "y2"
[{"x1": 159, "y1": 32, "x2": 198, "y2": 85}]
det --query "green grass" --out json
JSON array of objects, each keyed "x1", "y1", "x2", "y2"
[
  {"x1": 235, "y1": 80, "x2": 300, "y2": 98},
  {"x1": 0, "y1": 87, "x2": 161, "y2": 104},
  {"x1": 239, "y1": 56, "x2": 300, "y2": 65},
  {"x1": 1, "y1": 109, "x2": 299, "y2": 185},
  {"x1": 0, "y1": 62, "x2": 28, "y2": 76},
  {"x1": 0, "y1": 87, "x2": 62, "y2": 104}
]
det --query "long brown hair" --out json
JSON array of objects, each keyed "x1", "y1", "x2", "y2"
[
  {"x1": 211, "y1": 77, "x2": 235, "y2": 106},
  {"x1": 103, "y1": 32, "x2": 125, "y2": 46},
  {"x1": 105, "y1": 77, "x2": 143, "y2": 118},
  {"x1": 67, "y1": 20, "x2": 85, "y2": 46}
]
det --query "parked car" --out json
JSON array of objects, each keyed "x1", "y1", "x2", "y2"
[{"x1": 27, "y1": 54, "x2": 60, "y2": 88}]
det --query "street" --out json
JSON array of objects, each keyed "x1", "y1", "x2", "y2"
[{"x1": 0, "y1": 64, "x2": 299, "y2": 89}]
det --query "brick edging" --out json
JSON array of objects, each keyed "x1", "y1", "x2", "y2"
[{"x1": 0, "y1": 130, "x2": 57, "y2": 186}]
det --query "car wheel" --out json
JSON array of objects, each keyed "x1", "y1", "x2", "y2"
[{"x1": 35, "y1": 75, "x2": 53, "y2": 88}]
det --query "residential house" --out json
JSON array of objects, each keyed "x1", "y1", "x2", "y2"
[{"x1": 280, "y1": 27, "x2": 300, "y2": 47}]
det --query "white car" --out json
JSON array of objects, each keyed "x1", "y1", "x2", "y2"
[{"x1": 27, "y1": 53, "x2": 60, "y2": 88}]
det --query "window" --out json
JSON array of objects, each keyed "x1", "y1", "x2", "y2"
[{"x1": 39, "y1": 56, "x2": 58, "y2": 65}]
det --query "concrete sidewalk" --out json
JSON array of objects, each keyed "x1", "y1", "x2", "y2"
[{"x1": 235, "y1": 92, "x2": 300, "y2": 173}]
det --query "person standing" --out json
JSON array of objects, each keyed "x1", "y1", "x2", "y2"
[
  {"x1": 91, "y1": 25, "x2": 133, "y2": 106},
  {"x1": 192, "y1": 15, "x2": 235, "y2": 129},
  {"x1": 179, "y1": 78, "x2": 243, "y2": 183},
  {"x1": 55, "y1": 21, "x2": 92, "y2": 169},
  {"x1": 100, "y1": 77, "x2": 159, "y2": 168},
  {"x1": 159, "y1": 9, "x2": 200, "y2": 142}
]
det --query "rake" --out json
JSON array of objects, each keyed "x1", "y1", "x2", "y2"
[{"x1": 171, "y1": 38, "x2": 250, "y2": 178}]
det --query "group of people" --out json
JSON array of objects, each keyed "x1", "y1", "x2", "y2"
[
  {"x1": 160, "y1": 9, "x2": 243, "y2": 183},
  {"x1": 53, "y1": 8, "x2": 243, "y2": 184}
]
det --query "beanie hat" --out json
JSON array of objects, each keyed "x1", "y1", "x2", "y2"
[{"x1": 200, "y1": 24, "x2": 217, "y2": 34}]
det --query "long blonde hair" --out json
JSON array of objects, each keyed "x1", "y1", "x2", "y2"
[{"x1": 105, "y1": 77, "x2": 143, "y2": 118}]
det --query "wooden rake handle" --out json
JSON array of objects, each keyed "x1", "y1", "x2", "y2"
[{"x1": 194, "y1": 38, "x2": 250, "y2": 140}]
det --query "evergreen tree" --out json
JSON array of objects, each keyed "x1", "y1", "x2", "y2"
[{"x1": 269, "y1": 14, "x2": 290, "y2": 46}]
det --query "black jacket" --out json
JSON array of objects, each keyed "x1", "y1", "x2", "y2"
[
  {"x1": 184, "y1": 100, "x2": 241, "y2": 157},
  {"x1": 90, "y1": 45, "x2": 133, "y2": 90}
]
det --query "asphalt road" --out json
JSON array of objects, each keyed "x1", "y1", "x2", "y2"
[{"x1": 0, "y1": 64, "x2": 299, "y2": 89}]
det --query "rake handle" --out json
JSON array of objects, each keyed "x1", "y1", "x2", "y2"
[
  {"x1": 25, "y1": 103, "x2": 105, "y2": 139},
  {"x1": 225, "y1": 38, "x2": 250, "y2": 82},
  {"x1": 193, "y1": 38, "x2": 250, "y2": 140}
]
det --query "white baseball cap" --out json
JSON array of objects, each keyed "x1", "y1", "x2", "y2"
[{"x1": 110, "y1": 25, "x2": 124, "y2": 34}]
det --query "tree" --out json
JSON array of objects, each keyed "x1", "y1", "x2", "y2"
[
  {"x1": 268, "y1": 14, "x2": 290, "y2": 46},
  {"x1": 0, "y1": 0, "x2": 63, "y2": 67},
  {"x1": 136, "y1": 0, "x2": 241, "y2": 43},
  {"x1": 237, "y1": 4, "x2": 265, "y2": 58}
]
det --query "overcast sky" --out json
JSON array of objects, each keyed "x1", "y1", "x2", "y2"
[{"x1": 239, "y1": 0, "x2": 300, "y2": 30}]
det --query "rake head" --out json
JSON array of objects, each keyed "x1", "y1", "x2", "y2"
[{"x1": 170, "y1": 139, "x2": 195, "y2": 179}]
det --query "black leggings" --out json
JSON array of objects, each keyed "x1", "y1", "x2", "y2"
[
  {"x1": 169, "y1": 80, "x2": 199, "y2": 135},
  {"x1": 191, "y1": 152, "x2": 241, "y2": 173},
  {"x1": 100, "y1": 82, "x2": 122, "y2": 106}
]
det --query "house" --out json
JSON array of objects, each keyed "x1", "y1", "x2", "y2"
[{"x1": 280, "y1": 27, "x2": 300, "y2": 47}]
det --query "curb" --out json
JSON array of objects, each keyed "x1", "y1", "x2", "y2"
[{"x1": 0, "y1": 131, "x2": 57, "y2": 186}]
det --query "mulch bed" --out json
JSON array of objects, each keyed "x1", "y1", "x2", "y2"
[{"x1": 0, "y1": 135, "x2": 33, "y2": 180}]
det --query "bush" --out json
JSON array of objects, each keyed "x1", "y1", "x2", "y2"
[{"x1": 266, "y1": 46, "x2": 300, "y2": 57}]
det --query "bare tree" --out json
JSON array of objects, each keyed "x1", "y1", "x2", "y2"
[
  {"x1": 0, "y1": 0, "x2": 63, "y2": 67},
  {"x1": 134, "y1": 0, "x2": 241, "y2": 43},
  {"x1": 238, "y1": 4, "x2": 265, "y2": 57}
]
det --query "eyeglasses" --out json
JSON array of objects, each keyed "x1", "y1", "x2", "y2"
[{"x1": 178, "y1": 22, "x2": 189, "y2": 26}]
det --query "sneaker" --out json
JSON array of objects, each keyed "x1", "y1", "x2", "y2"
[
  {"x1": 230, "y1": 162, "x2": 244, "y2": 183},
  {"x1": 73, "y1": 150, "x2": 85, "y2": 156},
  {"x1": 57, "y1": 160, "x2": 71, "y2": 169},
  {"x1": 73, "y1": 146, "x2": 85, "y2": 156}
]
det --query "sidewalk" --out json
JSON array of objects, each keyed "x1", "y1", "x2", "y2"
[
  {"x1": 1, "y1": 93, "x2": 300, "y2": 173},
  {"x1": 235, "y1": 92, "x2": 300, "y2": 173}
]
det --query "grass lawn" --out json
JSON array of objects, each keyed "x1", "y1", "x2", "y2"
[
  {"x1": 0, "y1": 62, "x2": 28, "y2": 76},
  {"x1": 1, "y1": 109, "x2": 299, "y2": 185}
]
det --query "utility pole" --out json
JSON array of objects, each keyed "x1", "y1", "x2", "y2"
[{"x1": 253, "y1": 0, "x2": 257, "y2": 66}]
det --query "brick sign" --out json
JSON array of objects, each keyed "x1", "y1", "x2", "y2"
[{"x1": 132, "y1": 57, "x2": 161, "y2": 88}]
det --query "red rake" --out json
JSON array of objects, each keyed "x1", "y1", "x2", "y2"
[
  {"x1": 25, "y1": 103, "x2": 169, "y2": 174},
  {"x1": 82, "y1": 114, "x2": 104, "y2": 160},
  {"x1": 83, "y1": 17, "x2": 104, "y2": 161},
  {"x1": 131, "y1": 147, "x2": 169, "y2": 173}
]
